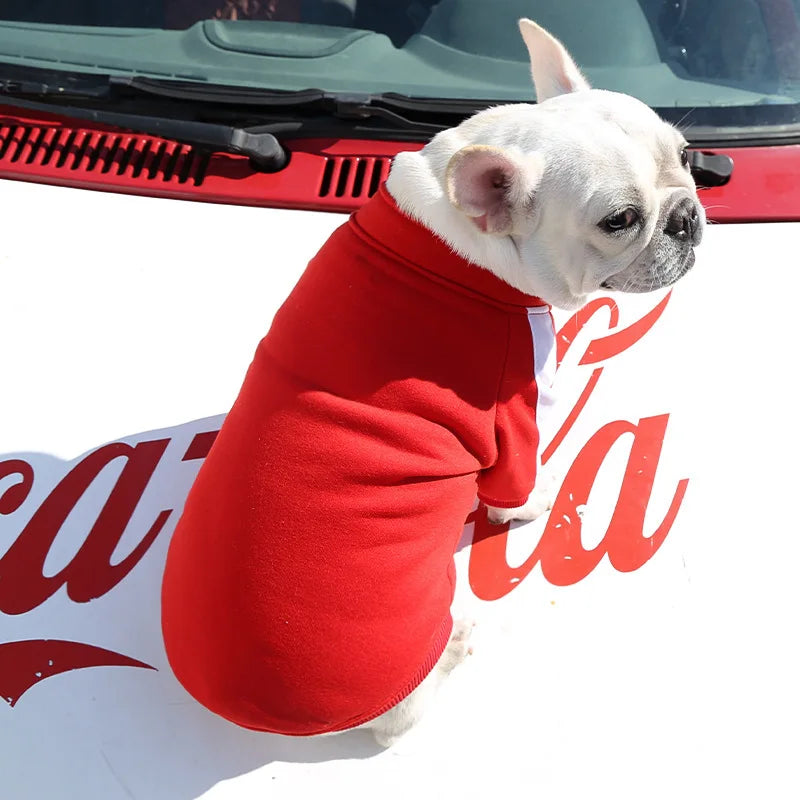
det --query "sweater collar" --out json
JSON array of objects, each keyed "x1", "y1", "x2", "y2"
[{"x1": 352, "y1": 186, "x2": 548, "y2": 309}]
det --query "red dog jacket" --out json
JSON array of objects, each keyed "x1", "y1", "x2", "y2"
[{"x1": 161, "y1": 186, "x2": 555, "y2": 735}]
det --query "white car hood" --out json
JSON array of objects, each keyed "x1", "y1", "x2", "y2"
[{"x1": 1, "y1": 179, "x2": 798, "y2": 799}]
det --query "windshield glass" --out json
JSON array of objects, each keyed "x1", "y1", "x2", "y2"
[{"x1": 2, "y1": 0, "x2": 799, "y2": 134}]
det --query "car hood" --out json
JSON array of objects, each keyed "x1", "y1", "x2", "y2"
[{"x1": 1, "y1": 178, "x2": 798, "y2": 798}]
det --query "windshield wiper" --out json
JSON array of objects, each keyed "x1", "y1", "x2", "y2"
[
  {"x1": 112, "y1": 75, "x2": 481, "y2": 121},
  {"x1": 0, "y1": 70, "x2": 465, "y2": 170},
  {"x1": 0, "y1": 89, "x2": 289, "y2": 171},
  {"x1": 0, "y1": 66, "x2": 735, "y2": 183},
  {"x1": 0, "y1": 66, "x2": 465, "y2": 139}
]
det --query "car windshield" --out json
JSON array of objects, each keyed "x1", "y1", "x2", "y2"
[{"x1": 2, "y1": 0, "x2": 799, "y2": 135}]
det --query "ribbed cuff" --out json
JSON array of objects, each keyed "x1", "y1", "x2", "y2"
[{"x1": 478, "y1": 494, "x2": 527, "y2": 509}]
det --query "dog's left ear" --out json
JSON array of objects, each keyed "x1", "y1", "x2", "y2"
[
  {"x1": 446, "y1": 144, "x2": 543, "y2": 235},
  {"x1": 519, "y1": 18, "x2": 590, "y2": 102}
]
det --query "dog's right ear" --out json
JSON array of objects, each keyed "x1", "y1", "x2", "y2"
[
  {"x1": 519, "y1": 18, "x2": 590, "y2": 102},
  {"x1": 446, "y1": 144, "x2": 543, "y2": 235}
]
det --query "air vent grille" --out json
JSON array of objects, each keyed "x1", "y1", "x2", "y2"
[
  {"x1": 0, "y1": 122, "x2": 208, "y2": 185},
  {"x1": 318, "y1": 156, "x2": 390, "y2": 200}
]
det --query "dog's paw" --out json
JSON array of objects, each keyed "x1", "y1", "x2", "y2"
[
  {"x1": 485, "y1": 474, "x2": 557, "y2": 525},
  {"x1": 371, "y1": 729, "x2": 399, "y2": 749},
  {"x1": 438, "y1": 618, "x2": 475, "y2": 674},
  {"x1": 451, "y1": 617, "x2": 475, "y2": 650}
]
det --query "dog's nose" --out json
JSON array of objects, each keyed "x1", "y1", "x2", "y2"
[{"x1": 664, "y1": 197, "x2": 700, "y2": 243}]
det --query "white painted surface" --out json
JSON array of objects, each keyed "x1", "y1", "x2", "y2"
[{"x1": 1, "y1": 179, "x2": 798, "y2": 799}]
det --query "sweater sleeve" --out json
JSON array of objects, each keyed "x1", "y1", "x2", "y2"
[
  {"x1": 475, "y1": 313, "x2": 539, "y2": 509},
  {"x1": 476, "y1": 377, "x2": 540, "y2": 509}
]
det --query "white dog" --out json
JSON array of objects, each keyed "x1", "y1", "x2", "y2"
[
  {"x1": 160, "y1": 18, "x2": 704, "y2": 749},
  {"x1": 362, "y1": 18, "x2": 704, "y2": 745}
]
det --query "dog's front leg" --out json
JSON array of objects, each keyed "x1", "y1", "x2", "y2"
[{"x1": 485, "y1": 472, "x2": 557, "y2": 526}]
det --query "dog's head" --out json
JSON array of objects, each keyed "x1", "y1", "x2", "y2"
[{"x1": 389, "y1": 19, "x2": 705, "y2": 309}]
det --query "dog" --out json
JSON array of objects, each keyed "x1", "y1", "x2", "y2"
[{"x1": 161, "y1": 18, "x2": 704, "y2": 748}]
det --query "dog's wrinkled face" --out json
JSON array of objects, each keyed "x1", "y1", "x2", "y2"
[
  {"x1": 435, "y1": 19, "x2": 705, "y2": 309},
  {"x1": 450, "y1": 90, "x2": 705, "y2": 307}
]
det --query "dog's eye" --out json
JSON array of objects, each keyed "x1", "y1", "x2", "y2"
[
  {"x1": 601, "y1": 207, "x2": 639, "y2": 233},
  {"x1": 680, "y1": 147, "x2": 690, "y2": 168}
]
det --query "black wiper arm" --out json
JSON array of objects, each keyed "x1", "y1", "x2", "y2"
[
  {"x1": 0, "y1": 91, "x2": 288, "y2": 171},
  {"x1": 689, "y1": 151, "x2": 734, "y2": 187}
]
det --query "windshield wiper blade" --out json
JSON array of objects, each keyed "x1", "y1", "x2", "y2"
[
  {"x1": 0, "y1": 92, "x2": 288, "y2": 171},
  {"x1": 111, "y1": 77, "x2": 460, "y2": 134},
  {"x1": 112, "y1": 76, "x2": 484, "y2": 115}
]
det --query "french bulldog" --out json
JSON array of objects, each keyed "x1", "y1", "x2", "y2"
[
  {"x1": 160, "y1": 18, "x2": 703, "y2": 749},
  {"x1": 361, "y1": 18, "x2": 704, "y2": 745}
]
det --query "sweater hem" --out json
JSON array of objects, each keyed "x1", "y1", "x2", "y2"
[
  {"x1": 235, "y1": 613, "x2": 454, "y2": 737},
  {"x1": 334, "y1": 612, "x2": 454, "y2": 733}
]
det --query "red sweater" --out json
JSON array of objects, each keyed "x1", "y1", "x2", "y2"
[{"x1": 161, "y1": 187, "x2": 554, "y2": 735}]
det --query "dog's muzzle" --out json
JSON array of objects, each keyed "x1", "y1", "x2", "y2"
[
  {"x1": 599, "y1": 193, "x2": 705, "y2": 292},
  {"x1": 664, "y1": 196, "x2": 703, "y2": 247}
]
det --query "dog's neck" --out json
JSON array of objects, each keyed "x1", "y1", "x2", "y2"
[{"x1": 385, "y1": 148, "x2": 532, "y2": 296}]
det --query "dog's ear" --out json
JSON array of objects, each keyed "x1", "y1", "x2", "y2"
[
  {"x1": 518, "y1": 18, "x2": 590, "y2": 102},
  {"x1": 446, "y1": 144, "x2": 543, "y2": 235}
]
